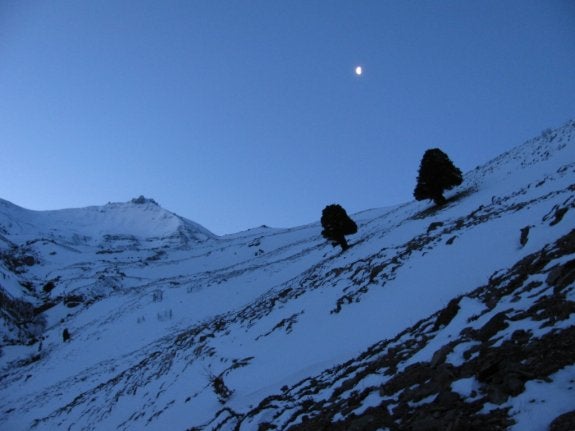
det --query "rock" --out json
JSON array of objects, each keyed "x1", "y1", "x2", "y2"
[
  {"x1": 22, "y1": 255, "x2": 36, "y2": 266},
  {"x1": 549, "y1": 207, "x2": 569, "y2": 226},
  {"x1": 503, "y1": 374, "x2": 524, "y2": 396},
  {"x1": 520, "y1": 226, "x2": 531, "y2": 247},
  {"x1": 64, "y1": 295, "x2": 84, "y2": 308},
  {"x1": 475, "y1": 312, "x2": 508, "y2": 342},
  {"x1": 432, "y1": 363, "x2": 457, "y2": 387},
  {"x1": 410, "y1": 416, "x2": 442, "y2": 431},
  {"x1": 430, "y1": 345, "x2": 452, "y2": 368},
  {"x1": 42, "y1": 281, "x2": 56, "y2": 293},
  {"x1": 131, "y1": 195, "x2": 158, "y2": 205},
  {"x1": 433, "y1": 389, "x2": 462, "y2": 407},
  {"x1": 546, "y1": 259, "x2": 575, "y2": 292},
  {"x1": 549, "y1": 410, "x2": 575, "y2": 431},
  {"x1": 427, "y1": 222, "x2": 444, "y2": 233},
  {"x1": 510, "y1": 329, "x2": 531, "y2": 344},
  {"x1": 528, "y1": 294, "x2": 575, "y2": 326},
  {"x1": 346, "y1": 414, "x2": 375, "y2": 431},
  {"x1": 433, "y1": 298, "x2": 461, "y2": 330},
  {"x1": 486, "y1": 387, "x2": 509, "y2": 405}
]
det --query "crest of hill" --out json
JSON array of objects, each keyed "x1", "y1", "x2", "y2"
[
  {"x1": 464, "y1": 119, "x2": 575, "y2": 192},
  {"x1": 0, "y1": 195, "x2": 216, "y2": 246}
]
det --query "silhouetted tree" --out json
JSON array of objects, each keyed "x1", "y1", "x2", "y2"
[
  {"x1": 321, "y1": 204, "x2": 357, "y2": 251},
  {"x1": 414, "y1": 148, "x2": 463, "y2": 206},
  {"x1": 62, "y1": 328, "x2": 71, "y2": 342}
]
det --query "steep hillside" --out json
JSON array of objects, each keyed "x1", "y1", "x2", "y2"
[
  {"x1": 0, "y1": 196, "x2": 215, "y2": 346},
  {"x1": 0, "y1": 120, "x2": 574, "y2": 431}
]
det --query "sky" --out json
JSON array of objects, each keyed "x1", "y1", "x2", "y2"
[{"x1": 1, "y1": 1, "x2": 574, "y2": 235}]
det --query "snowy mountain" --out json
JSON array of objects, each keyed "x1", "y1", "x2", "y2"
[{"x1": 1, "y1": 120, "x2": 574, "y2": 431}]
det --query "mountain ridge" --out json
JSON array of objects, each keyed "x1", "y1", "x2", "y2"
[{"x1": 0, "y1": 195, "x2": 216, "y2": 244}]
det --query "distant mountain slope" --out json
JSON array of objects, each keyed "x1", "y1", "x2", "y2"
[
  {"x1": 0, "y1": 195, "x2": 215, "y2": 246},
  {"x1": 0, "y1": 120, "x2": 573, "y2": 431},
  {"x1": 0, "y1": 196, "x2": 215, "y2": 346}
]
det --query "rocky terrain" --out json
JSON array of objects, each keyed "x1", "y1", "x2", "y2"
[{"x1": 0, "y1": 120, "x2": 574, "y2": 430}]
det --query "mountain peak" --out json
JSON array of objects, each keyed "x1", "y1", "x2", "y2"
[
  {"x1": 130, "y1": 195, "x2": 159, "y2": 206},
  {"x1": 0, "y1": 197, "x2": 216, "y2": 248}
]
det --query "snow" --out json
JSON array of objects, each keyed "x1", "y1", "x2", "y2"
[
  {"x1": 451, "y1": 377, "x2": 481, "y2": 398},
  {"x1": 508, "y1": 365, "x2": 575, "y2": 431},
  {"x1": 0, "y1": 120, "x2": 574, "y2": 430}
]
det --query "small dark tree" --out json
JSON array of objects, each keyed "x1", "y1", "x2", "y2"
[
  {"x1": 321, "y1": 204, "x2": 358, "y2": 251},
  {"x1": 62, "y1": 328, "x2": 71, "y2": 342},
  {"x1": 414, "y1": 148, "x2": 463, "y2": 206}
]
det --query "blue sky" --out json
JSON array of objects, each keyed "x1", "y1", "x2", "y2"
[{"x1": 1, "y1": 1, "x2": 574, "y2": 234}]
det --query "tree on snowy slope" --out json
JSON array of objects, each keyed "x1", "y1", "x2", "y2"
[
  {"x1": 321, "y1": 204, "x2": 357, "y2": 251},
  {"x1": 414, "y1": 148, "x2": 463, "y2": 206}
]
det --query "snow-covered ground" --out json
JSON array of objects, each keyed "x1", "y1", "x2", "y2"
[{"x1": 1, "y1": 120, "x2": 574, "y2": 430}]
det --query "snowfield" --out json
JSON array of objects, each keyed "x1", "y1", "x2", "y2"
[{"x1": 1, "y1": 120, "x2": 574, "y2": 430}]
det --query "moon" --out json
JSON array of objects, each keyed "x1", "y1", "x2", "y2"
[{"x1": 355, "y1": 66, "x2": 362, "y2": 76}]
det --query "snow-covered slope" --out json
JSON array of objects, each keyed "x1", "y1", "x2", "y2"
[
  {"x1": 0, "y1": 120, "x2": 574, "y2": 431},
  {"x1": 0, "y1": 195, "x2": 214, "y2": 248}
]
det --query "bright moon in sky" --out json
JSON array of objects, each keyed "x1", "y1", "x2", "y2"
[{"x1": 355, "y1": 66, "x2": 362, "y2": 75}]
